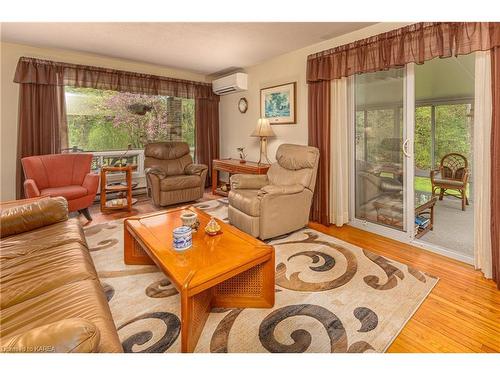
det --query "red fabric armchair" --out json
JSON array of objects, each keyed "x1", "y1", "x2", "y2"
[{"x1": 21, "y1": 154, "x2": 99, "y2": 220}]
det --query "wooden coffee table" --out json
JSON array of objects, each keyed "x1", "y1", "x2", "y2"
[{"x1": 123, "y1": 207, "x2": 275, "y2": 352}]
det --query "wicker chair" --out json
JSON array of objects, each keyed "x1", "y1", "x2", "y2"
[{"x1": 430, "y1": 153, "x2": 469, "y2": 211}]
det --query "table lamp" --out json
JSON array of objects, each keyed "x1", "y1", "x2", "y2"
[{"x1": 251, "y1": 118, "x2": 276, "y2": 165}]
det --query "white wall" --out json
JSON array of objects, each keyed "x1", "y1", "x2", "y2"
[
  {"x1": 218, "y1": 23, "x2": 411, "y2": 162},
  {"x1": 0, "y1": 42, "x2": 207, "y2": 201}
]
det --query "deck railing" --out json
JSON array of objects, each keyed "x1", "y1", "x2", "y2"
[{"x1": 90, "y1": 150, "x2": 145, "y2": 180}]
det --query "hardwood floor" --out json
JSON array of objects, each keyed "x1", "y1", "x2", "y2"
[
  {"x1": 79, "y1": 195, "x2": 500, "y2": 353},
  {"x1": 309, "y1": 222, "x2": 500, "y2": 353}
]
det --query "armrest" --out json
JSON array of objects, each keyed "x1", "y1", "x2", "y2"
[
  {"x1": 144, "y1": 169, "x2": 163, "y2": 206},
  {"x1": 144, "y1": 167, "x2": 166, "y2": 179},
  {"x1": 23, "y1": 179, "x2": 40, "y2": 198},
  {"x1": 257, "y1": 184, "x2": 304, "y2": 197},
  {"x1": 0, "y1": 318, "x2": 100, "y2": 353},
  {"x1": 0, "y1": 196, "x2": 68, "y2": 238},
  {"x1": 430, "y1": 168, "x2": 441, "y2": 181},
  {"x1": 82, "y1": 173, "x2": 99, "y2": 195},
  {"x1": 462, "y1": 168, "x2": 470, "y2": 183},
  {"x1": 185, "y1": 163, "x2": 208, "y2": 176},
  {"x1": 230, "y1": 174, "x2": 269, "y2": 190},
  {"x1": 0, "y1": 196, "x2": 48, "y2": 210}
]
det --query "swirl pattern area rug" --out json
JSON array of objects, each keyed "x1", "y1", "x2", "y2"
[{"x1": 85, "y1": 198, "x2": 438, "y2": 353}]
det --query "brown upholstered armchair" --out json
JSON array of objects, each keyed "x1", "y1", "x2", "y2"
[
  {"x1": 228, "y1": 144, "x2": 320, "y2": 240},
  {"x1": 430, "y1": 153, "x2": 469, "y2": 211},
  {"x1": 144, "y1": 142, "x2": 207, "y2": 207}
]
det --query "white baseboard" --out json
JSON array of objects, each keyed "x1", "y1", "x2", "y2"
[
  {"x1": 349, "y1": 220, "x2": 474, "y2": 265},
  {"x1": 410, "y1": 239, "x2": 474, "y2": 265}
]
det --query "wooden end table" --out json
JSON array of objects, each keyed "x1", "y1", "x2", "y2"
[
  {"x1": 211, "y1": 159, "x2": 270, "y2": 196},
  {"x1": 415, "y1": 193, "x2": 437, "y2": 239},
  {"x1": 124, "y1": 207, "x2": 275, "y2": 352},
  {"x1": 100, "y1": 165, "x2": 137, "y2": 213},
  {"x1": 372, "y1": 192, "x2": 437, "y2": 238}
]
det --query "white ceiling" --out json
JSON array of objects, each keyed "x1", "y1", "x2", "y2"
[{"x1": 0, "y1": 22, "x2": 374, "y2": 75}]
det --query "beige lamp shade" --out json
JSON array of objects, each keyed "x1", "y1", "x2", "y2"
[{"x1": 251, "y1": 118, "x2": 276, "y2": 138}]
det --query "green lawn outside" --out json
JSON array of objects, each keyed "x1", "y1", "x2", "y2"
[{"x1": 414, "y1": 176, "x2": 432, "y2": 193}]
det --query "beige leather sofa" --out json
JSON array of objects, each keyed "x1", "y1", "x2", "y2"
[
  {"x1": 0, "y1": 197, "x2": 123, "y2": 353},
  {"x1": 228, "y1": 144, "x2": 319, "y2": 240},
  {"x1": 144, "y1": 142, "x2": 208, "y2": 207}
]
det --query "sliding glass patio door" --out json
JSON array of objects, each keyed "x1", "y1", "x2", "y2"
[
  {"x1": 350, "y1": 57, "x2": 475, "y2": 263},
  {"x1": 350, "y1": 66, "x2": 415, "y2": 240}
]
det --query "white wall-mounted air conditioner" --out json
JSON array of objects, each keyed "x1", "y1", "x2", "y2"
[{"x1": 212, "y1": 72, "x2": 248, "y2": 95}]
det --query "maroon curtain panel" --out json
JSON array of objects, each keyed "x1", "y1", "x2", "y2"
[
  {"x1": 308, "y1": 80, "x2": 331, "y2": 225},
  {"x1": 195, "y1": 98, "x2": 220, "y2": 187},
  {"x1": 15, "y1": 83, "x2": 68, "y2": 199},
  {"x1": 491, "y1": 47, "x2": 500, "y2": 289}
]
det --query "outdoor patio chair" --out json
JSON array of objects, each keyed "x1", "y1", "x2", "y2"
[{"x1": 430, "y1": 153, "x2": 469, "y2": 211}]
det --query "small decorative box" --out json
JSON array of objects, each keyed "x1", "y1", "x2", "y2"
[
  {"x1": 172, "y1": 226, "x2": 192, "y2": 251},
  {"x1": 205, "y1": 217, "x2": 221, "y2": 236}
]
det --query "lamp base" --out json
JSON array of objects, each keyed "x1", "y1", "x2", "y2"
[{"x1": 257, "y1": 137, "x2": 272, "y2": 165}]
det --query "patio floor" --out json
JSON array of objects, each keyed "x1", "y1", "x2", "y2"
[{"x1": 418, "y1": 196, "x2": 474, "y2": 258}]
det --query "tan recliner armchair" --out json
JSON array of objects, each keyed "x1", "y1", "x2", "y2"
[
  {"x1": 228, "y1": 143, "x2": 320, "y2": 240},
  {"x1": 144, "y1": 142, "x2": 208, "y2": 207}
]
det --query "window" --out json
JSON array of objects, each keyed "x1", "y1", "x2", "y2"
[
  {"x1": 65, "y1": 87, "x2": 195, "y2": 153},
  {"x1": 414, "y1": 103, "x2": 473, "y2": 172}
]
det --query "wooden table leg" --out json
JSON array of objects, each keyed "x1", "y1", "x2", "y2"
[
  {"x1": 181, "y1": 288, "x2": 212, "y2": 353},
  {"x1": 430, "y1": 204, "x2": 434, "y2": 231},
  {"x1": 180, "y1": 253, "x2": 275, "y2": 352},
  {"x1": 212, "y1": 253, "x2": 275, "y2": 309},
  {"x1": 100, "y1": 169, "x2": 107, "y2": 211},
  {"x1": 127, "y1": 168, "x2": 132, "y2": 211},
  {"x1": 124, "y1": 222, "x2": 155, "y2": 265},
  {"x1": 211, "y1": 168, "x2": 218, "y2": 195}
]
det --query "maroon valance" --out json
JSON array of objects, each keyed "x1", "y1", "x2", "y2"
[
  {"x1": 14, "y1": 57, "x2": 219, "y2": 101},
  {"x1": 307, "y1": 22, "x2": 500, "y2": 82}
]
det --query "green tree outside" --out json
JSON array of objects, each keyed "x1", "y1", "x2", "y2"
[
  {"x1": 356, "y1": 103, "x2": 472, "y2": 194},
  {"x1": 66, "y1": 87, "x2": 195, "y2": 152}
]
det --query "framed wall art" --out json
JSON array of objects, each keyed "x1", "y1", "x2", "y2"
[{"x1": 260, "y1": 82, "x2": 296, "y2": 124}]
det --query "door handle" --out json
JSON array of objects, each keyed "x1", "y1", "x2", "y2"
[{"x1": 402, "y1": 138, "x2": 410, "y2": 158}]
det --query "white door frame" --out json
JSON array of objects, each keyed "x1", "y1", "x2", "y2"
[
  {"x1": 404, "y1": 63, "x2": 416, "y2": 242},
  {"x1": 348, "y1": 65, "x2": 414, "y2": 244},
  {"x1": 347, "y1": 64, "x2": 474, "y2": 265}
]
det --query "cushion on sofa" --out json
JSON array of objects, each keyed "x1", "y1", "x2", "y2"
[
  {"x1": 160, "y1": 175, "x2": 201, "y2": 191},
  {"x1": 0, "y1": 280, "x2": 122, "y2": 353},
  {"x1": 0, "y1": 197, "x2": 68, "y2": 238},
  {"x1": 1, "y1": 318, "x2": 100, "y2": 353},
  {"x1": 1, "y1": 241, "x2": 97, "y2": 309},
  {"x1": 0, "y1": 218, "x2": 86, "y2": 259}
]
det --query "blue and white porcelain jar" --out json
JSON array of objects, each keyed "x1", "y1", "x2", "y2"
[{"x1": 172, "y1": 226, "x2": 192, "y2": 251}]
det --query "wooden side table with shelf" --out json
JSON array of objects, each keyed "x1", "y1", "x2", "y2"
[
  {"x1": 414, "y1": 194, "x2": 437, "y2": 239},
  {"x1": 211, "y1": 159, "x2": 270, "y2": 197},
  {"x1": 100, "y1": 165, "x2": 138, "y2": 213}
]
